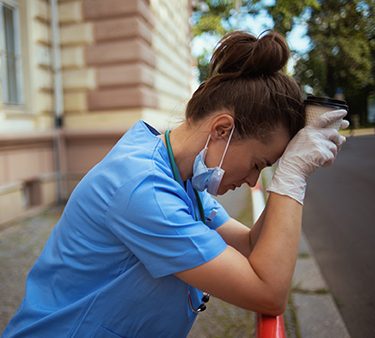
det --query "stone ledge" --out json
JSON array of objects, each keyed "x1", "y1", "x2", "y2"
[
  {"x1": 0, "y1": 131, "x2": 55, "y2": 147},
  {"x1": 60, "y1": 23, "x2": 94, "y2": 45},
  {"x1": 86, "y1": 39, "x2": 155, "y2": 67},
  {"x1": 83, "y1": 0, "x2": 153, "y2": 26},
  {"x1": 292, "y1": 258, "x2": 327, "y2": 292},
  {"x1": 62, "y1": 68, "x2": 96, "y2": 90},
  {"x1": 97, "y1": 63, "x2": 154, "y2": 88},
  {"x1": 292, "y1": 293, "x2": 350, "y2": 338},
  {"x1": 59, "y1": 1, "x2": 82, "y2": 25},
  {"x1": 94, "y1": 17, "x2": 152, "y2": 44},
  {"x1": 87, "y1": 86, "x2": 157, "y2": 110}
]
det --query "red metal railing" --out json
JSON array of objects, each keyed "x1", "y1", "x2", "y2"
[{"x1": 256, "y1": 314, "x2": 286, "y2": 338}]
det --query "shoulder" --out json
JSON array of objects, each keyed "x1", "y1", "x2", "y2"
[
  {"x1": 66, "y1": 121, "x2": 174, "y2": 220},
  {"x1": 107, "y1": 163, "x2": 189, "y2": 218}
]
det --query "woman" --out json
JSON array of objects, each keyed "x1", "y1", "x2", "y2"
[{"x1": 3, "y1": 31, "x2": 348, "y2": 337}]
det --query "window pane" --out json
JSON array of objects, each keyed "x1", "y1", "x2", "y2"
[
  {"x1": 3, "y1": 5, "x2": 19, "y2": 104},
  {"x1": 4, "y1": 6, "x2": 15, "y2": 54}
]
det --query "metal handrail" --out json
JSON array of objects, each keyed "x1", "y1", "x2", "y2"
[{"x1": 256, "y1": 314, "x2": 286, "y2": 338}]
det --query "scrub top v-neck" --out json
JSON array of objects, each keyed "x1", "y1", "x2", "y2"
[{"x1": 3, "y1": 120, "x2": 229, "y2": 338}]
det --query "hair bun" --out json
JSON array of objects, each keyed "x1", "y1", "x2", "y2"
[{"x1": 209, "y1": 30, "x2": 290, "y2": 78}]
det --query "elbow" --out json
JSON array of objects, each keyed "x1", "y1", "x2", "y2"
[
  {"x1": 253, "y1": 287, "x2": 289, "y2": 316},
  {"x1": 265, "y1": 289, "x2": 288, "y2": 316},
  {"x1": 263, "y1": 301, "x2": 287, "y2": 317}
]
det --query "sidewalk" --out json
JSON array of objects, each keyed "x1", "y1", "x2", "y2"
[
  {"x1": 340, "y1": 127, "x2": 375, "y2": 137},
  {"x1": 0, "y1": 207, "x2": 63, "y2": 332},
  {"x1": 288, "y1": 232, "x2": 351, "y2": 338}
]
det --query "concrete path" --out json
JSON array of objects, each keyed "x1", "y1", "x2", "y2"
[
  {"x1": 289, "y1": 233, "x2": 351, "y2": 338},
  {"x1": 0, "y1": 207, "x2": 63, "y2": 332}
]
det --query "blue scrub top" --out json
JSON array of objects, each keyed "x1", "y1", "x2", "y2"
[{"x1": 3, "y1": 121, "x2": 229, "y2": 338}]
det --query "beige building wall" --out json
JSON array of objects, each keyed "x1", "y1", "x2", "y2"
[{"x1": 0, "y1": 0, "x2": 192, "y2": 226}]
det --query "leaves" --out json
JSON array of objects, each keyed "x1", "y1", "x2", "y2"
[{"x1": 293, "y1": 0, "x2": 374, "y2": 123}]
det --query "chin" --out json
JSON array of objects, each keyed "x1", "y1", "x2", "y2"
[{"x1": 216, "y1": 186, "x2": 230, "y2": 195}]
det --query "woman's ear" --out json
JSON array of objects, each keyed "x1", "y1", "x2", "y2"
[{"x1": 210, "y1": 113, "x2": 235, "y2": 141}]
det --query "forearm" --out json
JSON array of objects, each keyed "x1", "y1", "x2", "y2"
[
  {"x1": 248, "y1": 192, "x2": 303, "y2": 300},
  {"x1": 249, "y1": 203, "x2": 267, "y2": 252}
]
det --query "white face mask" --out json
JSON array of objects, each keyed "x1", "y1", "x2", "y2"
[{"x1": 191, "y1": 127, "x2": 235, "y2": 195}]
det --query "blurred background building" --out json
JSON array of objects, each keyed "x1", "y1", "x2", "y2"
[{"x1": 0, "y1": 0, "x2": 193, "y2": 225}]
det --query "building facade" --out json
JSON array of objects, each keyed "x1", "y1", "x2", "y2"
[{"x1": 0, "y1": 0, "x2": 193, "y2": 225}]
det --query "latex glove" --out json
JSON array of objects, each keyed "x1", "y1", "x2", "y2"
[{"x1": 267, "y1": 109, "x2": 349, "y2": 205}]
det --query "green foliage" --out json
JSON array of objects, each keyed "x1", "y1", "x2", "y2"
[
  {"x1": 265, "y1": 0, "x2": 320, "y2": 34},
  {"x1": 294, "y1": 0, "x2": 375, "y2": 124},
  {"x1": 192, "y1": 0, "x2": 236, "y2": 37},
  {"x1": 192, "y1": 0, "x2": 319, "y2": 81},
  {"x1": 192, "y1": 1, "x2": 243, "y2": 81},
  {"x1": 196, "y1": 52, "x2": 211, "y2": 83}
]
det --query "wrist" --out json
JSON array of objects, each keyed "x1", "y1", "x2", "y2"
[{"x1": 267, "y1": 169, "x2": 307, "y2": 205}]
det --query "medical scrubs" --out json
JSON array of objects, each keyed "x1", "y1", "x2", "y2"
[{"x1": 2, "y1": 121, "x2": 229, "y2": 338}]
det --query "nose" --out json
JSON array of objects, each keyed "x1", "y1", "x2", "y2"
[{"x1": 245, "y1": 171, "x2": 261, "y2": 188}]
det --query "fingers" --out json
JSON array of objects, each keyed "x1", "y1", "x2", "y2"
[
  {"x1": 312, "y1": 109, "x2": 348, "y2": 129},
  {"x1": 320, "y1": 139, "x2": 338, "y2": 167},
  {"x1": 317, "y1": 129, "x2": 346, "y2": 167},
  {"x1": 321, "y1": 128, "x2": 346, "y2": 147},
  {"x1": 340, "y1": 120, "x2": 350, "y2": 130}
]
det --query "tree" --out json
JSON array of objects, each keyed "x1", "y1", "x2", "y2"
[
  {"x1": 293, "y1": 0, "x2": 375, "y2": 125},
  {"x1": 191, "y1": 0, "x2": 319, "y2": 81},
  {"x1": 191, "y1": 0, "x2": 245, "y2": 82},
  {"x1": 263, "y1": 0, "x2": 319, "y2": 35}
]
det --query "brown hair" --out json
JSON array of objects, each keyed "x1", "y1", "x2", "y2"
[{"x1": 186, "y1": 31, "x2": 305, "y2": 141}]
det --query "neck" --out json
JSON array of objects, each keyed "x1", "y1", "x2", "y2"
[{"x1": 161, "y1": 121, "x2": 209, "y2": 181}]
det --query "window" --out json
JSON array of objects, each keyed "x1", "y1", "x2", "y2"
[{"x1": 0, "y1": 0, "x2": 22, "y2": 105}]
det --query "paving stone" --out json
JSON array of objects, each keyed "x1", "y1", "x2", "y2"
[
  {"x1": 292, "y1": 293, "x2": 351, "y2": 338},
  {"x1": 298, "y1": 232, "x2": 311, "y2": 256},
  {"x1": 292, "y1": 257, "x2": 327, "y2": 292},
  {"x1": 0, "y1": 208, "x2": 61, "y2": 332},
  {"x1": 188, "y1": 296, "x2": 255, "y2": 338}
]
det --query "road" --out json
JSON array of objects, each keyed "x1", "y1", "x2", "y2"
[{"x1": 302, "y1": 135, "x2": 375, "y2": 338}]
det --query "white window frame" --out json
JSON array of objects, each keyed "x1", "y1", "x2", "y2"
[{"x1": 0, "y1": 0, "x2": 23, "y2": 106}]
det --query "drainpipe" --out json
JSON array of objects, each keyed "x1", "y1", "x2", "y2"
[{"x1": 50, "y1": 0, "x2": 65, "y2": 203}]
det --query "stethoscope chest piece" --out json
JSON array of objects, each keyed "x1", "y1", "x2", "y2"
[{"x1": 188, "y1": 291, "x2": 210, "y2": 314}]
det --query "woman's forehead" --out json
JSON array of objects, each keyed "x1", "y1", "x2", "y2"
[{"x1": 238, "y1": 130, "x2": 289, "y2": 160}]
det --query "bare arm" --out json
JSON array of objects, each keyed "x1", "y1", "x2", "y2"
[
  {"x1": 214, "y1": 196, "x2": 268, "y2": 257},
  {"x1": 175, "y1": 192, "x2": 302, "y2": 315},
  {"x1": 215, "y1": 218, "x2": 252, "y2": 257}
]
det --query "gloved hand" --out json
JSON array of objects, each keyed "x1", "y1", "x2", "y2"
[{"x1": 267, "y1": 109, "x2": 349, "y2": 205}]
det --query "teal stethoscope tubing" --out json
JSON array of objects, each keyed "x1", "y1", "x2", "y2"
[
  {"x1": 164, "y1": 130, "x2": 206, "y2": 225},
  {"x1": 165, "y1": 129, "x2": 210, "y2": 314}
]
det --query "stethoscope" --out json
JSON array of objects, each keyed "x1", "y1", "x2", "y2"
[{"x1": 165, "y1": 129, "x2": 210, "y2": 313}]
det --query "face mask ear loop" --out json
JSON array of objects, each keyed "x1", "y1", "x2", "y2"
[
  {"x1": 204, "y1": 134, "x2": 211, "y2": 149},
  {"x1": 218, "y1": 126, "x2": 235, "y2": 168}
]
